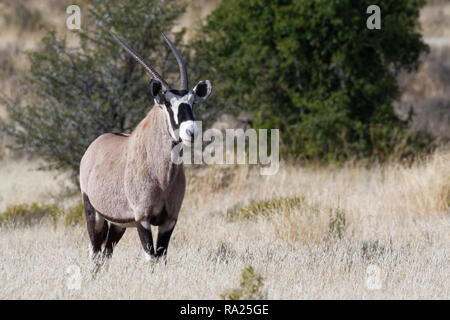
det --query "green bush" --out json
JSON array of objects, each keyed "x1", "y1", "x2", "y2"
[
  {"x1": 328, "y1": 208, "x2": 347, "y2": 239},
  {"x1": 226, "y1": 196, "x2": 304, "y2": 221},
  {"x1": 61, "y1": 201, "x2": 85, "y2": 227},
  {"x1": 0, "y1": 201, "x2": 85, "y2": 228},
  {"x1": 221, "y1": 265, "x2": 266, "y2": 300},
  {"x1": 0, "y1": 203, "x2": 60, "y2": 227},
  {"x1": 191, "y1": 0, "x2": 430, "y2": 162},
  {"x1": 1, "y1": 0, "x2": 186, "y2": 183}
]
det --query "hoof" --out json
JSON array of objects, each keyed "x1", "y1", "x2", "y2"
[{"x1": 145, "y1": 253, "x2": 157, "y2": 262}]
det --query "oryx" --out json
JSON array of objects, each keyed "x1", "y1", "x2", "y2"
[{"x1": 79, "y1": 31, "x2": 212, "y2": 262}]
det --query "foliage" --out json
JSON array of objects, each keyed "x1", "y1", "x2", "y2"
[
  {"x1": 191, "y1": 0, "x2": 430, "y2": 162},
  {"x1": 0, "y1": 203, "x2": 60, "y2": 227},
  {"x1": 328, "y1": 208, "x2": 347, "y2": 239},
  {"x1": 221, "y1": 265, "x2": 265, "y2": 300},
  {"x1": 1, "y1": 0, "x2": 187, "y2": 183},
  {"x1": 0, "y1": 201, "x2": 85, "y2": 228},
  {"x1": 226, "y1": 196, "x2": 304, "y2": 221},
  {"x1": 61, "y1": 201, "x2": 85, "y2": 227}
]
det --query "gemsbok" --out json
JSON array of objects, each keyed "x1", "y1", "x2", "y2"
[{"x1": 79, "y1": 32, "x2": 212, "y2": 262}]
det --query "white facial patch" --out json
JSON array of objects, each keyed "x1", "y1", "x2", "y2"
[
  {"x1": 163, "y1": 108, "x2": 178, "y2": 142},
  {"x1": 179, "y1": 120, "x2": 198, "y2": 146},
  {"x1": 161, "y1": 91, "x2": 197, "y2": 143}
]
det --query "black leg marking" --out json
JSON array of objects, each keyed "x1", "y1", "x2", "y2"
[
  {"x1": 156, "y1": 220, "x2": 177, "y2": 258},
  {"x1": 83, "y1": 193, "x2": 104, "y2": 258},
  {"x1": 103, "y1": 224, "x2": 126, "y2": 259},
  {"x1": 137, "y1": 223, "x2": 155, "y2": 257}
]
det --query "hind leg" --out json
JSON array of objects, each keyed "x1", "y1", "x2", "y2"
[
  {"x1": 103, "y1": 224, "x2": 126, "y2": 259},
  {"x1": 156, "y1": 219, "x2": 177, "y2": 258},
  {"x1": 137, "y1": 221, "x2": 155, "y2": 260},
  {"x1": 83, "y1": 193, "x2": 106, "y2": 260}
]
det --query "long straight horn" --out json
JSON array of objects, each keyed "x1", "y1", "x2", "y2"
[
  {"x1": 161, "y1": 33, "x2": 189, "y2": 90},
  {"x1": 110, "y1": 32, "x2": 170, "y2": 90}
]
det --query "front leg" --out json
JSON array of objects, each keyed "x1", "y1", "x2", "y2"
[
  {"x1": 137, "y1": 220, "x2": 155, "y2": 259},
  {"x1": 156, "y1": 219, "x2": 177, "y2": 258}
]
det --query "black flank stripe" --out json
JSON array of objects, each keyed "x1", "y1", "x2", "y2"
[{"x1": 165, "y1": 102, "x2": 179, "y2": 129}]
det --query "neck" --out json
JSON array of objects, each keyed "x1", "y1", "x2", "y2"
[{"x1": 127, "y1": 106, "x2": 180, "y2": 187}]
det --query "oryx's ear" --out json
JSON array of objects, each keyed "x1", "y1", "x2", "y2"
[
  {"x1": 193, "y1": 80, "x2": 212, "y2": 101},
  {"x1": 149, "y1": 79, "x2": 163, "y2": 98}
]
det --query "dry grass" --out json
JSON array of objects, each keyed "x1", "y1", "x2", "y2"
[
  {"x1": 0, "y1": 158, "x2": 75, "y2": 212},
  {"x1": 0, "y1": 150, "x2": 448, "y2": 299},
  {"x1": 0, "y1": 0, "x2": 448, "y2": 300},
  {"x1": 420, "y1": 1, "x2": 450, "y2": 39},
  {"x1": 173, "y1": 0, "x2": 220, "y2": 41}
]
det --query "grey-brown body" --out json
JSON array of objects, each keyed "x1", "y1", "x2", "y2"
[
  {"x1": 80, "y1": 106, "x2": 185, "y2": 260},
  {"x1": 80, "y1": 106, "x2": 185, "y2": 226}
]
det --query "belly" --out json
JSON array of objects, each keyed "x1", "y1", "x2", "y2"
[
  {"x1": 108, "y1": 219, "x2": 138, "y2": 228},
  {"x1": 102, "y1": 205, "x2": 167, "y2": 228}
]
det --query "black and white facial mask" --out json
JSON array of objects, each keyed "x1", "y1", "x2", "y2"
[{"x1": 150, "y1": 79, "x2": 212, "y2": 146}]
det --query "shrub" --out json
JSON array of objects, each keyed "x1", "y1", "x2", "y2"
[
  {"x1": 1, "y1": 0, "x2": 187, "y2": 184},
  {"x1": 226, "y1": 196, "x2": 304, "y2": 221},
  {"x1": 0, "y1": 203, "x2": 60, "y2": 227},
  {"x1": 191, "y1": 0, "x2": 430, "y2": 162},
  {"x1": 61, "y1": 201, "x2": 85, "y2": 227},
  {"x1": 0, "y1": 201, "x2": 85, "y2": 228},
  {"x1": 328, "y1": 208, "x2": 347, "y2": 239},
  {"x1": 221, "y1": 265, "x2": 266, "y2": 300}
]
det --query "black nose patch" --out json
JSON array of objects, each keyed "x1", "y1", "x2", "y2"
[{"x1": 178, "y1": 103, "x2": 194, "y2": 123}]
